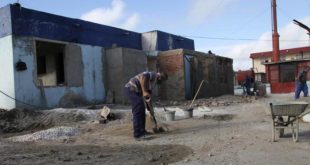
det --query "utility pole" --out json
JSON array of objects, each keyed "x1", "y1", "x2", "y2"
[{"x1": 272, "y1": 0, "x2": 280, "y2": 62}]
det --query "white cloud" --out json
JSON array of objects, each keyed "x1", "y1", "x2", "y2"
[
  {"x1": 279, "y1": 17, "x2": 310, "y2": 48},
  {"x1": 187, "y1": 0, "x2": 234, "y2": 24},
  {"x1": 80, "y1": 0, "x2": 139, "y2": 30},
  {"x1": 121, "y1": 13, "x2": 140, "y2": 30},
  {"x1": 203, "y1": 17, "x2": 310, "y2": 71}
]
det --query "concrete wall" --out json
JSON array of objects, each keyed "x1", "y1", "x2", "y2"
[
  {"x1": 65, "y1": 44, "x2": 83, "y2": 87},
  {"x1": 0, "y1": 35, "x2": 16, "y2": 109},
  {"x1": 105, "y1": 47, "x2": 147, "y2": 104},
  {"x1": 81, "y1": 45, "x2": 105, "y2": 103},
  {"x1": 142, "y1": 31, "x2": 195, "y2": 51},
  {"x1": 158, "y1": 49, "x2": 234, "y2": 100},
  {"x1": 142, "y1": 32, "x2": 157, "y2": 51},
  {"x1": 253, "y1": 57, "x2": 271, "y2": 73},
  {"x1": 105, "y1": 47, "x2": 123, "y2": 104},
  {"x1": 158, "y1": 50, "x2": 185, "y2": 100},
  {"x1": 0, "y1": 5, "x2": 12, "y2": 37},
  {"x1": 12, "y1": 36, "x2": 106, "y2": 109},
  {"x1": 192, "y1": 51, "x2": 234, "y2": 98}
]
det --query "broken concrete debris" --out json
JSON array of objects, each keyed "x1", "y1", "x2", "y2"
[
  {"x1": 158, "y1": 95, "x2": 252, "y2": 108},
  {"x1": 98, "y1": 106, "x2": 116, "y2": 124},
  {"x1": 0, "y1": 108, "x2": 87, "y2": 133}
]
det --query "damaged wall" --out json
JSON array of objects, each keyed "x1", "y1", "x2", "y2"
[
  {"x1": 0, "y1": 4, "x2": 209, "y2": 109},
  {"x1": 12, "y1": 36, "x2": 105, "y2": 109},
  {"x1": 157, "y1": 50, "x2": 185, "y2": 100},
  {"x1": 158, "y1": 49, "x2": 234, "y2": 100},
  {"x1": 105, "y1": 47, "x2": 147, "y2": 104},
  {"x1": 200, "y1": 55, "x2": 234, "y2": 97}
]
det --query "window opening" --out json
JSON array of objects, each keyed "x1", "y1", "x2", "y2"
[{"x1": 36, "y1": 41, "x2": 65, "y2": 86}]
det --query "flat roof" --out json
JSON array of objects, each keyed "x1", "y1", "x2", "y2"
[
  {"x1": 264, "y1": 58, "x2": 310, "y2": 65},
  {"x1": 250, "y1": 46, "x2": 310, "y2": 59}
]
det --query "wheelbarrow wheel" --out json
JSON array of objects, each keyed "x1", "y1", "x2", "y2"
[{"x1": 292, "y1": 119, "x2": 299, "y2": 142}]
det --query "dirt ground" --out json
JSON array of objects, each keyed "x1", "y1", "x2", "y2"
[{"x1": 1, "y1": 94, "x2": 310, "y2": 165}]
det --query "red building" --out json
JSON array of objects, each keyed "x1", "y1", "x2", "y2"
[
  {"x1": 250, "y1": 47, "x2": 310, "y2": 93},
  {"x1": 265, "y1": 60, "x2": 310, "y2": 93}
]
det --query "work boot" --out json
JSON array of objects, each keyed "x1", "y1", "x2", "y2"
[
  {"x1": 135, "y1": 135, "x2": 149, "y2": 141},
  {"x1": 144, "y1": 130, "x2": 152, "y2": 135}
]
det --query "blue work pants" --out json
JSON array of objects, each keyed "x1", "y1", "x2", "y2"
[
  {"x1": 124, "y1": 87, "x2": 146, "y2": 138},
  {"x1": 295, "y1": 82, "x2": 308, "y2": 99}
]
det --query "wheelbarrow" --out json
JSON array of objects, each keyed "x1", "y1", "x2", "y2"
[{"x1": 269, "y1": 101, "x2": 309, "y2": 142}]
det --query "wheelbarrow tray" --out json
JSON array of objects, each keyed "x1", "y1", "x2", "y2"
[
  {"x1": 269, "y1": 101, "x2": 309, "y2": 142},
  {"x1": 270, "y1": 101, "x2": 309, "y2": 116}
]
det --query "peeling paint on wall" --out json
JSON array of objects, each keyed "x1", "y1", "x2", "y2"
[{"x1": 11, "y1": 36, "x2": 106, "y2": 109}]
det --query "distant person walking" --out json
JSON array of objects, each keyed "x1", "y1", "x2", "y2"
[{"x1": 295, "y1": 67, "x2": 310, "y2": 99}]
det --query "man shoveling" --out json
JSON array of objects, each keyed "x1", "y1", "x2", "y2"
[{"x1": 124, "y1": 71, "x2": 167, "y2": 141}]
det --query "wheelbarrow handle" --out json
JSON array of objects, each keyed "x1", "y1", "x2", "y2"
[{"x1": 299, "y1": 107, "x2": 310, "y2": 118}]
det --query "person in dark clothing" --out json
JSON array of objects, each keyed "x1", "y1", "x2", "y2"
[
  {"x1": 243, "y1": 75, "x2": 253, "y2": 96},
  {"x1": 124, "y1": 71, "x2": 168, "y2": 140},
  {"x1": 295, "y1": 67, "x2": 309, "y2": 99}
]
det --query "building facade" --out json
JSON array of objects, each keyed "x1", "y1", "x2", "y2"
[
  {"x1": 0, "y1": 4, "x2": 233, "y2": 109},
  {"x1": 250, "y1": 46, "x2": 310, "y2": 83},
  {"x1": 157, "y1": 49, "x2": 234, "y2": 100}
]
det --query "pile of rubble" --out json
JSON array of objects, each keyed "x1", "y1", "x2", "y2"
[
  {"x1": 0, "y1": 108, "x2": 88, "y2": 133},
  {"x1": 9, "y1": 126, "x2": 79, "y2": 142},
  {"x1": 161, "y1": 95, "x2": 253, "y2": 107}
]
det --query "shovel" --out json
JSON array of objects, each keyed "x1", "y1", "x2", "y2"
[
  {"x1": 144, "y1": 97, "x2": 159, "y2": 131},
  {"x1": 186, "y1": 80, "x2": 206, "y2": 111}
]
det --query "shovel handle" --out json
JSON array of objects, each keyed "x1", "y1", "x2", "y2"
[
  {"x1": 143, "y1": 98, "x2": 158, "y2": 127},
  {"x1": 189, "y1": 80, "x2": 205, "y2": 108}
]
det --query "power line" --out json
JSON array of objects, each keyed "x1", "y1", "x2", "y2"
[
  {"x1": 181, "y1": 35, "x2": 309, "y2": 42},
  {"x1": 0, "y1": 90, "x2": 49, "y2": 109}
]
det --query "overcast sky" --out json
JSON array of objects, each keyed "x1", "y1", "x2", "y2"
[{"x1": 1, "y1": 0, "x2": 310, "y2": 70}]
